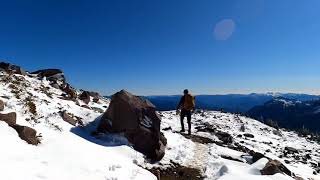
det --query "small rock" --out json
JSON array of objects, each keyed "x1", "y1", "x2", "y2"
[
  {"x1": 81, "y1": 105, "x2": 92, "y2": 110},
  {"x1": 251, "y1": 151, "x2": 266, "y2": 163},
  {"x1": 91, "y1": 107, "x2": 104, "y2": 113},
  {"x1": 240, "y1": 124, "x2": 245, "y2": 132},
  {"x1": 305, "y1": 154, "x2": 311, "y2": 160},
  {"x1": 162, "y1": 126, "x2": 172, "y2": 131},
  {"x1": 243, "y1": 133, "x2": 254, "y2": 138},
  {"x1": 285, "y1": 147, "x2": 299, "y2": 154},
  {"x1": 273, "y1": 129, "x2": 282, "y2": 136},
  {"x1": 215, "y1": 131, "x2": 233, "y2": 144},
  {"x1": 93, "y1": 97, "x2": 99, "y2": 103}
]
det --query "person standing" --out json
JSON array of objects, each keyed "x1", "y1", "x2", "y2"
[{"x1": 176, "y1": 89, "x2": 195, "y2": 135}]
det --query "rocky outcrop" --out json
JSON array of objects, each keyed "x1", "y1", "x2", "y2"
[
  {"x1": 0, "y1": 112, "x2": 17, "y2": 125},
  {"x1": 31, "y1": 69, "x2": 65, "y2": 83},
  {"x1": 98, "y1": 90, "x2": 166, "y2": 161},
  {"x1": 11, "y1": 124, "x2": 40, "y2": 145},
  {"x1": 0, "y1": 62, "x2": 28, "y2": 75}
]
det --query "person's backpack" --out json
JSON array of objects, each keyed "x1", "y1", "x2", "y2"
[{"x1": 183, "y1": 94, "x2": 195, "y2": 111}]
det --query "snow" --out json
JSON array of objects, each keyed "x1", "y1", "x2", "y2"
[{"x1": 1, "y1": 72, "x2": 320, "y2": 180}]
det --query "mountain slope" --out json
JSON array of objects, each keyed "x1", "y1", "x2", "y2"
[
  {"x1": 1, "y1": 64, "x2": 320, "y2": 180},
  {"x1": 247, "y1": 97, "x2": 320, "y2": 132},
  {"x1": 0, "y1": 70, "x2": 155, "y2": 180}
]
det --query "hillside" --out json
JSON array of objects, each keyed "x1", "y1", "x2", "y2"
[
  {"x1": 1, "y1": 63, "x2": 320, "y2": 180},
  {"x1": 247, "y1": 97, "x2": 320, "y2": 132}
]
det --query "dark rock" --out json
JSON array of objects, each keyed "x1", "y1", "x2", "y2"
[
  {"x1": 79, "y1": 91, "x2": 90, "y2": 104},
  {"x1": 31, "y1": 69, "x2": 62, "y2": 77},
  {"x1": 195, "y1": 122, "x2": 216, "y2": 133},
  {"x1": 62, "y1": 84, "x2": 77, "y2": 99},
  {"x1": 97, "y1": 90, "x2": 166, "y2": 161},
  {"x1": 266, "y1": 149, "x2": 271, "y2": 153},
  {"x1": 0, "y1": 99, "x2": 4, "y2": 111},
  {"x1": 31, "y1": 69, "x2": 65, "y2": 83},
  {"x1": 273, "y1": 129, "x2": 282, "y2": 136},
  {"x1": 251, "y1": 151, "x2": 266, "y2": 163},
  {"x1": 260, "y1": 159, "x2": 293, "y2": 176},
  {"x1": 10, "y1": 124, "x2": 40, "y2": 145},
  {"x1": 215, "y1": 131, "x2": 233, "y2": 144},
  {"x1": 51, "y1": 83, "x2": 60, "y2": 89},
  {"x1": 61, "y1": 111, "x2": 78, "y2": 126},
  {"x1": 305, "y1": 154, "x2": 311, "y2": 160},
  {"x1": 14, "y1": 67, "x2": 27, "y2": 76},
  {"x1": 93, "y1": 97, "x2": 99, "y2": 103},
  {"x1": 240, "y1": 124, "x2": 245, "y2": 132},
  {"x1": 0, "y1": 112, "x2": 16, "y2": 125},
  {"x1": 0, "y1": 62, "x2": 27, "y2": 75},
  {"x1": 160, "y1": 132, "x2": 167, "y2": 146},
  {"x1": 221, "y1": 155, "x2": 243, "y2": 163},
  {"x1": 243, "y1": 133, "x2": 254, "y2": 138},
  {"x1": 284, "y1": 160, "x2": 290, "y2": 164},
  {"x1": 81, "y1": 105, "x2": 91, "y2": 110},
  {"x1": 162, "y1": 126, "x2": 172, "y2": 131},
  {"x1": 91, "y1": 107, "x2": 104, "y2": 113},
  {"x1": 285, "y1": 147, "x2": 299, "y2": 154}
]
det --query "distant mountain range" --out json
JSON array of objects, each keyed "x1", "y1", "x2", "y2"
[
  {"x1": 144, "y1": 93, "x2": 319, "y2": 112},
  {"x1": 247, "y1": 97, "x2": 320, "y2": 132}
]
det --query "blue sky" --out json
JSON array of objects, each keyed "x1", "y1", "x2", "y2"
[{"x1": 0, "y1": 0, "x2": 320, "y2": 95}]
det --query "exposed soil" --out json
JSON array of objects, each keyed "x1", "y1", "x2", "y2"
[{"x1": 180, "y1": 133, "x2": 215, "y2": 144}]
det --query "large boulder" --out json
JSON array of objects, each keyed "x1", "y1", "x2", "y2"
[
  {"x1": 0, "y1": 99, "x2": 4, "y2": 111},
  {"x1": 261, "y1": 159, "x2": 293, "y2": 176},
  {"x1": 0, "y1": 112, "x2": 17, "y2": 125},
  {"x1": 11, "y1": 124, "x2": 40, "y2": 145},
  {"x1": 97, "y1": 90, "x2": 166, "y2": 161}
]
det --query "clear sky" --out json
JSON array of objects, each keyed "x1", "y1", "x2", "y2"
[{"x1": 0, "y1": 0, "x2": 320, "y2": 95}]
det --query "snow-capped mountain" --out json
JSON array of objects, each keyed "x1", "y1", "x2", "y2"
[{"x1": 1, "y1": 62, "x2": 320, "y2": 180}]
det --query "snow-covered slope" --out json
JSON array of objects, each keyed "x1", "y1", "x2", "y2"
[
  {"x1": 0, "y1": 71, "x2": 155, "y2": 180},
  {"x1": 1, "y1": 69, "x2": 320, "y2": 180},
  {"x1": 150, "y1": 111, "x2": 320, "y2": 180}
]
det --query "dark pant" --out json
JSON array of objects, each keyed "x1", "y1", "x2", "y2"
[{"x1": 180, "y1": 109, "x2": 191, "y2": 133}]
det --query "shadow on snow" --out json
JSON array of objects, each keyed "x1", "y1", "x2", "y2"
[{"x1": 70, "y1": 115, "x2": 131, "y2": 147}]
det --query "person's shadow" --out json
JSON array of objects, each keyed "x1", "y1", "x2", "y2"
[{"x1": 70, "y1": 115, "x2": 130, "y2": 147}]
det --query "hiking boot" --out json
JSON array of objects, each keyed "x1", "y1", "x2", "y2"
[{"x1": 180, "y1": 129, "x2": 185, "y2": 133}]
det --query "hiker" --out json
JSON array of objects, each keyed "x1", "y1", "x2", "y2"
[{"x1": 176, "y1": 89, "x2": 195, "y2": 135}]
